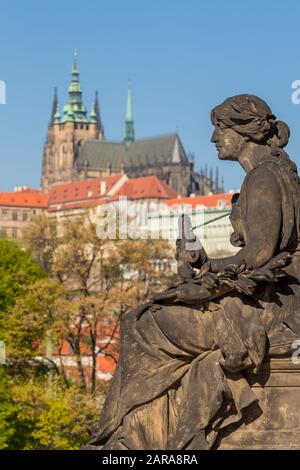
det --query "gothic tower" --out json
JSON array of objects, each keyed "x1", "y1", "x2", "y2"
[
  {"x1": 41, "y1": 52, "x2": 104, "y2": 190},
  {"x1": 124, "y1": 81, "x2": 134, "y2": 145}
]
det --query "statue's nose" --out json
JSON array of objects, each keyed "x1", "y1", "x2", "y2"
[{"x1": 211, "y1": 128, "x2": 218, "y2": 143}]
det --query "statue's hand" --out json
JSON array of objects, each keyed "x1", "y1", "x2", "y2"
[
  {"x1": 151, "y1": 281, "x2": 211, "y2": 305},
  {"x1": 190, "y1": 244, "x2": 208, "y2": 269},
  {"x1": 175, "y1": 214, "x2": 208, "y2": 280},
  {"x1": 175, "y1": 234, "x2": 208, "y2": 278}
]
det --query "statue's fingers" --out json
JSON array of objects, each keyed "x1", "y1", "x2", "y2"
[{"x1": 152, "y1": 289, "x2": 177, "y2": 302}]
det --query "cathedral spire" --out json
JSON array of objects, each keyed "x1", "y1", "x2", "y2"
[
  {"x1": 89, "y1": 101, "x2": 97, "y2": 123},
  {"x1": 50, "y1": 87, "x2": 58, "y2": 126},
  {"x1": 124, "y1": 81, "x2": 134, "y2": 144},
  {"x1": 62, "y1": 50, "x2": 87, "y2": 123},
  {"x1": 72, "y1": 49, "x2": 79, "y2": 78},
  {"x1": 94, "y1": 91, "x2": 104, "y2": 135},
  {"x1": 53, "y1": 101, "x2": 61, "y2": 124}
]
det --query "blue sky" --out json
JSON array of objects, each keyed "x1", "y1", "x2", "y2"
[{"x1": 1, "y1": 0, "x2": 300, "y2": 191}]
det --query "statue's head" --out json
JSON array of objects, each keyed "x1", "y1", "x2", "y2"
[{"x1": 211, "y1": 94, "x2": 290, "y2": 160}]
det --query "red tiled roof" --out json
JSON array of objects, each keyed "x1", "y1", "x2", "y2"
[
  {"x1": 166, "y1": 193, "x2": 234, "y2": 209},
  {"x1": 0, "y1": 175, "x2": 177, "y2": 212},
  {"x1": 111, "y1": 175, "x2": 177, "y2": 200},
  {"x1": 48, "y1": 175, "x2": 123, "y2": 205},
  {"x1": 0, "y1": 191, "x2": 49, "y2": 208}
]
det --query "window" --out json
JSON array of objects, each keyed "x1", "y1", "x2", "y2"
[
  {"x1": 12, "y1": 211, "x2": 18, "y2": 221},
  {"x1": 2, "y1": 210, "x2": 8, "y2": 221},
  {"x1": 22, "y1": 212, "x2": 28, "y2": 221}
]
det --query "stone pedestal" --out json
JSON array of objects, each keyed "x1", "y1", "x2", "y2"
[{"x1": 217, "y1": 358, "x2": 300, "y2": 449}]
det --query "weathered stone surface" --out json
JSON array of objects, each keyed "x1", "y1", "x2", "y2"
[{"x1": 217, "y1": 358, "x2": 300, "y2": 449}]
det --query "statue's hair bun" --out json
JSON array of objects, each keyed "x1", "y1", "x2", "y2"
[{"x1": 267, "y1": 120, "x2": 290, "y2": 148}]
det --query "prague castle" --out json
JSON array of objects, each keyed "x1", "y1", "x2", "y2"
[{"x1": 41, "y1": 53, "x2": 223, "y2": 196}]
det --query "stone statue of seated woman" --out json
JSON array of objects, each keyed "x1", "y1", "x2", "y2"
[{"x1": 85, "y1": 94, "x2": 300, "y2": 450}]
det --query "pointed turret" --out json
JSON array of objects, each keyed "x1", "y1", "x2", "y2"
[
  {"x1": 49, "y1": 87, "x2": 58, "y2": 126},
  {"x1": 94, "y1": 91, "x2": 104, "y2": 140},
  {"x1": 94, "y1": 91, "x2": 103, "y2": 131},
  {"x1": 53, "y1": 102, "x2": 61, "y2": 124},
  {"x1": 89, "y1": 102, "x2": 97, "y2": 124},
  {"x1": 124, "y1": 81, "x2": 135, "y2": 144}
]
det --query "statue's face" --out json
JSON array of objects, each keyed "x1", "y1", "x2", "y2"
[{"x1": 211, "y1": 122, "x2": 246, "y2": 160}]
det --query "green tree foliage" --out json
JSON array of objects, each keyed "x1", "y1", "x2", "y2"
[
  {"x1": 7, "y1": 378, "x2": 103, "y2": 450},
  {"x1": 0, "y1": 368, "x2": 17, "y2": 449},
  {"x1": 0, "y1": 220, "x2": 174, "y2": 449},
  {"x1": 0, "y1": 241, "x2": 100, "y2": 450},
  {"x1": 0, "y1": 371, "x2": 103, "y2": 450},
  {"x1": 0, "y1": 240, "x2": 44, "y2": 315}
]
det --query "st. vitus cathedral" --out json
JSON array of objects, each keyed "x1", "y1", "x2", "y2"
[{"x1": 41, "y1": 53, "x2": 223, "y2": 196}]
